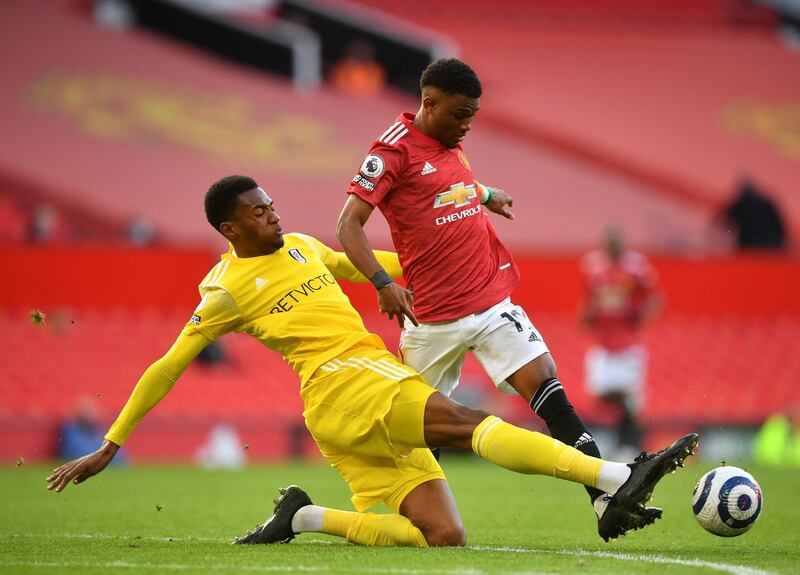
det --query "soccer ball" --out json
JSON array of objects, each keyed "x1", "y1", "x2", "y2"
[{"x1": 692, "y1": 466, "x2": 763, "y2": 537}]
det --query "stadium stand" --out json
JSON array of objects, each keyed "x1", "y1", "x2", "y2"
[
  {"x1": 353, "y1": 0, "x2": 800, "y2": 241},
  {"x1": 4, "y1": 304, "x2": 798, "y2": 459},
  {"x1": 1, "y1": 0, "x2": 716, "y2": 252},
  {"x1": 3, "y1": 247, "x2": 798, "y2": 461}
]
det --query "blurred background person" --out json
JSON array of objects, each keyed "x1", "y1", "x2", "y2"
[
  {"x1": 716, "y1": 176, "x2": 788, "y2": 251},
  {"x1": 328, "y1": 38, "x2": 386, "y2": 97},
  {"x1": 126, "y1": 215, "x2": 158, "y2": 247},
  {"x1": 195, "y1": 422, "x2": 247, "y2": 470},
  {"x1": 579, "y1": 228, "x2": 662, "y2": 460},
  {"x1": 28, "y1": 204, "x2": 70, "y2": 245},
  {"x1": 753, "y1": 405, "x2": 800, "y2": 468},
  {"x1": 58, "y1": 395, "x2": 127, "y2": 465},
  {"x1": 195, "y1": 339, "x2": 230, "y2": 366}
]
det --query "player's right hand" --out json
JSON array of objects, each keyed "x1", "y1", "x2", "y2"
[
  {"x1": 377, "y1": 283, "x2": 419, "y2": 328},
  {"x1": 46, "y1": 440, "x2": 119, "y2": 492}
]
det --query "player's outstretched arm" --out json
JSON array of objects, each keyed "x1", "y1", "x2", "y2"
[
  {"x1": 46, "y1": 331, "x2": 210, "y2": 492},
  {"x1": 293, "y1": 233, "x2": 402, "y2": 283},
  {"x1": 337, "y1": 194, "x2": 418, "y2": 328}
]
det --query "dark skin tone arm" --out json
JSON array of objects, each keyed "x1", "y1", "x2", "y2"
[
  {"x1": 47, "y1": 439, "x2": 120, "y2": 492},
  {"x1": 337, "y1": 194, "x2": 418, "y2": 328},
  {"x1": 337, "y1": 192, "x2": 514, "y2": 328}
]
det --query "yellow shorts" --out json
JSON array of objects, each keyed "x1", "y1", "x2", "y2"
[{"x1": 302, "y1": 346, "x2": 445, "y2": 512}]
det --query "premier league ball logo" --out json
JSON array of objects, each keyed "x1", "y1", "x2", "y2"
[{"x1": 692, "y1": 466, "x2": 763, "y2": 537}]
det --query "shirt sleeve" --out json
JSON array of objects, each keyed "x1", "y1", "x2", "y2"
[
  {"x1": 181, "y1": 287, "x2": 242, "y2": 341},
  {"x1": 104, "y1": 330, "x2": 210, "y2": 446},
  {"x1": 293, "y1": 233, "x2": 403, "y2": 282},
  {"x1": 346, "y1": 142, "x2": 405, "y2": 207}
]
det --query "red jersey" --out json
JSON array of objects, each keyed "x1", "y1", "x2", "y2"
[
  {"x1": 347, "y1": 112, "x2": 519, "y2": 322},
  {"x1": 580, "y1": 249, "x2": 658, "y2": 351}
]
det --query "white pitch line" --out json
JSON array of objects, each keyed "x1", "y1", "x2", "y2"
[
  {"x1": 3, "y1": 535, "x2": 776, "y2": 575},
  {"x1": 0, "y1": 562, "x2": 326, "y2": 573},
  {"x1": 10, "y1": 533, "x2": 219, "y2": 542},
  {"x1": 0, "y1": 560, "x2": 553, "y2": 575},
  {"x1": 471, "y1": 545, "x2": 776, "y2": 575}
]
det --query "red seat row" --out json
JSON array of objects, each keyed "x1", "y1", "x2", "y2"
[{"x1": 2, "y1": 307, "x2": 797, "y2": 426}]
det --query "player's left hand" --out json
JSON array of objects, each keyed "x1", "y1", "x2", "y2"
[{"x1": 485, "y1": 188, "x2": 514, "y2": 220}]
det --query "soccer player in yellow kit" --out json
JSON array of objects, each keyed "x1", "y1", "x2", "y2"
[{"x1": 47, "y1": 175, "x2": 698, "y2": 547}]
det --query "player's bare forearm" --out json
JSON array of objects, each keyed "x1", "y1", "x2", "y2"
[
  {"x1": 338, "y1": 194, "x2": 418, "y2": 327},
  {"x1": 336, "y1": 195, "x2": 386, "y2": 279},
  {"x1": 46, "y1": 439, "x2": 119, "y2": 492}
]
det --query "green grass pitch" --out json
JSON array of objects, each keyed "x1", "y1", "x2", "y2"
[{"x1": 2, "y1": 456, "x2": 798, "y2": 574}]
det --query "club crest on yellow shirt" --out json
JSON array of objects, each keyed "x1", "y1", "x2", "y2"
[{"x1": 289, "y1": 249, "x2": 307, "y2": 264}]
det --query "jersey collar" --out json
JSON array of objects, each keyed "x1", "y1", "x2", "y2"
[{"x1": 400, "y1": 112, "x2": 453, "y2": 150}]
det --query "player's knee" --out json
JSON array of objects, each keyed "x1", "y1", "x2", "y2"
[
  {"x1": 509, "y1": 354, "x2": 559, "y2": 401},
  {"x1": 424, "y1": 521, "x2": 466, "y2": 547},
  {"x1": 533, "y1": 353, "x2": 558, "y2": 382}
]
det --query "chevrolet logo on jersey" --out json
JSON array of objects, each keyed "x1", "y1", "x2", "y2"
[{"x1": 434, "y1": 182, "x2": 477, "y2": 208}]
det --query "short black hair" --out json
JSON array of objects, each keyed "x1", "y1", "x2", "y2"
[
  {"x1": 420, "y1": 58, "x2": 482, "y2": 98},
  {"x1": 205, "y1": 175, "x2": 258, "y2": 231}
]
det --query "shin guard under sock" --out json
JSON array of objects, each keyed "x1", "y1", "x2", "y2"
[{"x1": 530, "y1": 377, "x2": 605, "y2": 502}]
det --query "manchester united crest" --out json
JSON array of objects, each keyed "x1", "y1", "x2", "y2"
[{"x1": 457, "y1": 150, "x2": 471, "y2": 169}]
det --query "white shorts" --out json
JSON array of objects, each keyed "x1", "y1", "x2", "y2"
[
  {"x1": 584, "y1": 345, "x2": 647, "y2": 409},
  {"x1": 399, "y1": 298, "x2": 549, "y2": 396}
]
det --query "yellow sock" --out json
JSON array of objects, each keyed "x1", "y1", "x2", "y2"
[
  {"x1": 323, "y1": 509, "x2": 428, "y2": 547},
  {"x1": 472, "y1": 415, "x2": 604, "y2": 488}
]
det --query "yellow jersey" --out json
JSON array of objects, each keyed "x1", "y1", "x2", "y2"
[{"x1": 105, "y1": 233, "x2": 402, "y2": 446}]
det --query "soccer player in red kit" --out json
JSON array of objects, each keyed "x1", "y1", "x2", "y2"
[
  {"x1": 337, "y1": 58, "x2": 660, "y2": 541},
  {"x1": 579, "y1": 228, "x2": 662, "y2": 459}
]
